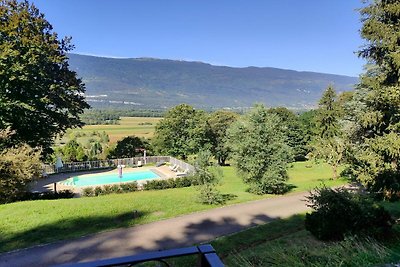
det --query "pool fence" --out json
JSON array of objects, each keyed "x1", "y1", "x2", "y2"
[{"x1": 43, "y1": 156, "x2": 195, "y2": 175}]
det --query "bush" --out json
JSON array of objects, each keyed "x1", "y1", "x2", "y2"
[
  {"x1": 81, "y1": 177, "x2": 194, "y2": 197},
  {"x1": 0, "y1": 136, "x2": 42, "y2": 203},
  {"x1": 110, "y1": 184, "x2": 122, "y2": 193},
  {"x1": 119, "y1": 182, "x2": 138, "y2": 192},
  {"x1": 83, "y1": 182, "x2": 139, "y2": 197},
  {"x1": 16, "y1": 190, "x2": 75, "y2": 201},
  {"x1": 305, "y1": 186, "x2": 393, "y2": 241},
  {"x1": 94, "y1": 186, "x2": 103, "y2": 196},
  {"x1": 142, "y1": 176, "x2": 196, "y2": 191},
  {"x1": 197, "y1": 184, "x2": 224, "y2": 205},
  {"x1": 143, "y1": 179, "x2": 170, "y2": 190},
  {"x1": 102, "y1": 185, "x2": 112, "y2": 194},
  {"x1": 82, "y1": 187, "x2": 94, "y2": 197}
]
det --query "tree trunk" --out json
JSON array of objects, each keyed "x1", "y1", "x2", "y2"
[{"x1": 332, "y1": 165, "x2": 338, "y2": 179}]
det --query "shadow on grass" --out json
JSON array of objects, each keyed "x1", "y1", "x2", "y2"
[
  {"x1": 245, "y1": 183, "x2": 297, "y2": 195},
  {"x1": 221, "y1": 193, "x2": 237, "y2": 202},
  {"x1": 0, "y1": 210, "x2": 149, "y2": 254},
  {"x1": 0, "y1": 210, "x2": 291, "y2": 266}
]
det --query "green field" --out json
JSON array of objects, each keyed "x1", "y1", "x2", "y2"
[
  {"x1": 65, "y1": 117, "x2": 161, "y2": 144},
  {"x1": 0, "y1": 162, "x2": 346, "y2": 253}
]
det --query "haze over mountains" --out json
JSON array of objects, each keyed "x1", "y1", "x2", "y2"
[{"x1": 68, "y1": 53, "x2": 358, "y2": 110}]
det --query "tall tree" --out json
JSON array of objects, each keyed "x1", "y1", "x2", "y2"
[
  {"x1": 207, "y1": 110, "x2": 238, "y2": 165},
  {"x1": 227, "y1": 104, "x2": 292, "y2": 194},
  {"x1": 312, "y1": 86, "x2": 345, "y2": 179},
  {"x1": 0, "y1": 0, "x2": 89, "y2": 154},
  {"x1": 268, "y1": 107, "x2": 308, "y2": 161},
  {"x1": 153, "y1": 104, "x2": 208, "y2": 159},
  {"x1": 315, "y1": 85, "x2": 340, "y2": 139},
  {"x1": 350, "y1": 0, "x2": 400, "y2": 196}
]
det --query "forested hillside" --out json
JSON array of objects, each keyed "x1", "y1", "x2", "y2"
[{"x1": 68, "y1": 54, "x2": 358, "y2": 109}]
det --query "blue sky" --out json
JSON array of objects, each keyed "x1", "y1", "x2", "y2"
[{"x1": 31, "y1": 0, "x2": 366, "y2": 77}]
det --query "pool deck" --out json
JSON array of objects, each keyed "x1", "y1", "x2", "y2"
[{"x1": 30, "y1": 165, "x2": 177, "y2": 194}]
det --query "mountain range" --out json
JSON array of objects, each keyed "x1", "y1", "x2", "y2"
[{"x1": 67, "y1": 53, "x2": 358, "y2": 110}]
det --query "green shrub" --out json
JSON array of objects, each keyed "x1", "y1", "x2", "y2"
[
  {"x1": 82, "y1": 187, "x2": 94, "y2": 197},
  {"x1": 198, "y1": 184, "x2": 224, "y2": 205},
  {"x1": 119, "y1": 182, "x2": 138, "y2": 192},
  {"x1": 143, "y1": 177, "x2": 195, "y2": 191},
  {"x1": 81, "y1": 177, "x2": 194, "y2": 197},
  {"x1": 175, "y1": 176, "x2": 195, "y2": 187},
  {"x1": 16, "y1": 190, "x2": 75, "y2": 201},
  {"x1": 102, "y1": 185, "x2": 113, "y2": 194},
  {"x1": 143, "y1": 180, "x2": 170, "y2": 190},
  {"x1": 110, "y1": 184, "x2": 122, "y2": 193},
  {"x1": 0, "y1": 134, "x2": 42, "y2": 203},
  {"x1": 94, "y1": 186, "x2": 103, "y2": 196},
  {"x1": 305, "y1": 186, "x2": 393, "y2": 241}
]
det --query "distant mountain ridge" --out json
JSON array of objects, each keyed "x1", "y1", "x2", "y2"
[{"x1": 67, "y1": 53, "x2": 358, "y2": 110}]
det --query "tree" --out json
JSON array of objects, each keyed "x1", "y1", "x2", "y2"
[
  {"x1": 0, "y1": 0, "x2": 89, "y2": 155},
  {"x1": 315, "y1": 85, "x2": 340, "y2": 139},
  {"x1": 267, "y1": 107, "x2": 308, "y2": 161},
  {"x1": 193, "y1": 150, "x2": 224, "y2": 204},
  {"x1": 110, "y1": 136, "x2": 148, "y2": 159},
  {"x1": 349, "y1": 0, "x2": 400, "y2": 197},
  {"x1": 207, "y1": 110, "x2": 238, "y2": 165},
  {"x1": 89, "y1": 141, "x2": 103, "y2": 160},
  {"x1": 62, "y1": 140, "x2": 80, "y2": 162},
  {"x1": 312, "y1": 86, "x2": 345, "y2": 179},
  {"x1": 227, "y1": 104, "x2": 292, "y2": 194},
  {"x1": 153, "y1": 104, "x2": 209, "y2": 159}
]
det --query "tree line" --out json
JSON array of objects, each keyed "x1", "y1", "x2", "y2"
[{"x1": 80, "y1": 109, "x2": 165, "y2": 125}]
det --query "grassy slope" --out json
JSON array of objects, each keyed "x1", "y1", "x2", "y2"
[
  {"x1": 212, "y1": 214, "x2": 400, "y2": 267},
  {"x1": 0, "y1": 162, "x2": 346, "y2": 253}
]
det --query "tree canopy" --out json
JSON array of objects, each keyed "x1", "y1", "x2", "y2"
[
  {"x1": 207, "y1": 110, "x2": 238, "y2": 165},
  {"x1": 0, "y1": 0, "x2": 89, "y2": 154},
  {"x1": 153, "y1": 104, "x2": 208, "y2": 159},
  {"x1": 267, "y1": 107, "x2": 308, "y2": 161},
  {"x1": 109, "y1": 136, "x2": 148, "y2": 159},
  {"x1": 228, "y1": 104, "x2": 292, "y2": 194}
]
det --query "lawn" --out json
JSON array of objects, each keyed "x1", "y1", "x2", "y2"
[
  {"x1": 63, "y1": 117, "x2": 161, "y2": 144},
  {"x1": 0, "y1": 162, "x2": 347, "y2": 253}
]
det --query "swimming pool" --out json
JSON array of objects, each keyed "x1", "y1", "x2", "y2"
[{"x1": 60, "y1": 170, "x2": 160, "y2": 187}]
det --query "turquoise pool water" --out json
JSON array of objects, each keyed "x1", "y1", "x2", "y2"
[{"x1": 60, "y1": 170, "x2": 160, "y2": 187}]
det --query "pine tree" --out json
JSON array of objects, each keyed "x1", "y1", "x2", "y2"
[
  {"x1": 351, "y1": 0, "x2": 400, "y2": 197},
  {"x1": 315, "y1": 85, "x2": 339, "y2": 139}
]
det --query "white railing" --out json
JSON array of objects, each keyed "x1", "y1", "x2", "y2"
[{"x1": 43, "y1": 156, "x2": 194, "y2": 175}]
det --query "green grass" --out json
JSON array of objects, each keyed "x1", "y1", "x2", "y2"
[
  {"x1": 168, "y1": 204, "x2": 400, "y2": 266},
  {"x1": 212, "y1": 214, "x2": 400, "y2": 267},
  {"x1": 79, "y1": 117, "x2": 160, "y2": 143},
  {"x1": 0, "y1": 162, "x2": 346, "y2": 253}
]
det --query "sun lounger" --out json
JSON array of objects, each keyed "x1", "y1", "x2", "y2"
[
  {"x1": 169, "y1": 164, "x2": 177, "y2": 171},
  {"x1": 176, "y1": 169, "x2": 189, "y2": 177},
  {"x1": 156, "y1": 161, "x2": 165, "y2": 167}
]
